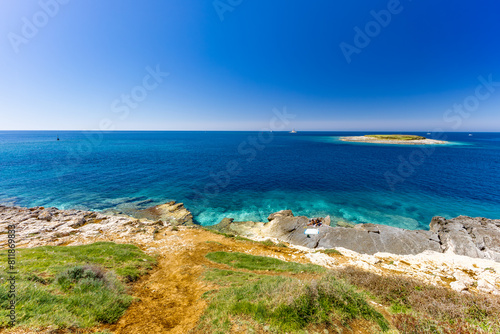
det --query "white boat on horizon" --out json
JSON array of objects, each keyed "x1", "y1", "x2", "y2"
[{"x1": 290, "y1": 129, "x2": 297, "y2": 133}]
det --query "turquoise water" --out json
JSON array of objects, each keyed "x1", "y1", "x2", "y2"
[{"x1": 1, "y1": 131, "x2": 499, "y2": 229}]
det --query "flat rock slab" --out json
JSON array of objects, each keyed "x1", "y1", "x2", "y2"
[{"x1": 261, "y1": 211, "x2": 441, "y2": 255}]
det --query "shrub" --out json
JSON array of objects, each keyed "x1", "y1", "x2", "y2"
[{"x1": 56, "y1": 265, "x2": 107, "y2": 291}]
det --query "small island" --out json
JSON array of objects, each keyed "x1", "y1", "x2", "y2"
[{"x1": 340, "y1": 134, "x2": 448, "y2": 145}]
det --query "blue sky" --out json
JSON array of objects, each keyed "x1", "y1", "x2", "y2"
[{"x1": 1, "y1": 0, "x2": 499, "y2": 131}]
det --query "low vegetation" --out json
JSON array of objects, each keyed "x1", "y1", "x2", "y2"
[
  {"x1": 205, "y1": 229, "x2": 287, "y2": 248},
  {"x1": 334, "y1": 266, "x2": 500, "y2": 333},
  {"x1": 365, "y1": 134, "x2": 426, "y2": 141},
  {"x1": 0, "y1": 242, "x2": 156, "y2": 329},
  {"x1": 200, "y1": 252, "x2": 388, "y2": 333},
  {"x1": 317, "y1": 249, "x2": 343, "y2": 256},
  {"x1": 201, "y1": 251, "x2": 500, "y2": 333},
  {"x1": 206, "y1": 251, "x2": 325, "y2": 274}
]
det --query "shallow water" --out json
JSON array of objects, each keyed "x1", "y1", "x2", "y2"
[{"x1": 1, "y1": 131, "x2": 499, "y2": 229}]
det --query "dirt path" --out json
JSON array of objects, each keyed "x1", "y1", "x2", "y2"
[{"x1": 110, "y1": 246, "x2": 205, "y2": 333}]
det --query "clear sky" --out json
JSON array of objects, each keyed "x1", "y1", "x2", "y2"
[{"x1": 1, "y1": 0, "x2": 499, "y2": 131}]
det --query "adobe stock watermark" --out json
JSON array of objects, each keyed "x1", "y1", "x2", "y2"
[
  {"x1": 6, "y1": 224, "x2": 17, "y2": 327},
  {"x1": 191, "y1": 107, "x2": 295, "y2": 206},
  {"x1": 442, "y1": 74, "x2": 500, "y2": 130},
  {"x1": 213, "y1": 0, "x2": 243, "y2": 21},
  {"x1": 7, "y1": 0, "x2": 70, "y2": 54},
  {"x1": 384, "y1": 74, "x2": 499, "y2": 191},
  {"x1": 52, "y1": 65, "x2": 169, "y2": 180},
  {"x1": 340, "y1": 0, "x2": 409, "y2": 64}
]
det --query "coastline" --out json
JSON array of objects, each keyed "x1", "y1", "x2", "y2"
[
  {"x1": 340, "y1": 136, "x2": 448, "y2": 145},
  {"x1": 1, "y1": 203, "x2": 499, "y2": 295}
]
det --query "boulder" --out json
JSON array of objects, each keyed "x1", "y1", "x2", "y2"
[
  {"x1": 267, "y1": 210, "x2": 294, "y2": 221},
  {"x1": 38, "y1": 210, "x2": 52, "y2": 221},
  {"x1": 134, "y1": 201, "x2": 195, "y2": 226},
  {"x1": 209, "y1": 218, "x2": 265, "y2": 237}
]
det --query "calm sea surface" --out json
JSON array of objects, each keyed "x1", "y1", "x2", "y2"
[{"x1": 1, "y1": 131, "x2": 499, "y2": 229}]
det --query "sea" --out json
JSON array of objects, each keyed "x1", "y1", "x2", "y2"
[{"x1": 1, "y1": 131, "x2": 499, "y2": 230}]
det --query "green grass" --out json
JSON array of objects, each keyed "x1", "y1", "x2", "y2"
[
  {"x1": 204, "y1": 269, "x2": 263, "y2": 287},
  {"x1": 365, "y1": 134, "x2": 426, "y2": 141},
  {"x1": 204, "y1": 229, "x2": 236, "y2": 238},
  {"x1": 317, "y1": 249, "x2": 342, "y2": 256},
  {"x1": 206, "y1": 251, "x2": 325, "y2": 274},
  {"x1": 0, "y1": 242, "x2": 156, "y2": 329},
  {"x1": 199, "y1": 267, "x2": 389, "y2": 333},
  {"x1": 234, "y1": 236, "x2": 288, "y2": 248},
  {"x1": 206, "y1": 229, "x2": 288, "y2": 248}
]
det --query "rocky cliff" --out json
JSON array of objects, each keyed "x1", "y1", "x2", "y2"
[{"x1": 209, "y1": 210, "x2": 500, "y2": 262}]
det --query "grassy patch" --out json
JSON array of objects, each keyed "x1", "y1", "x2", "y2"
[
  {"x1": 204, "y1": 269, "x2": 264, "y2": 287},
  {"x1": 199, "y1": 269, "x2": 389, "y2": 333},
  {"x1": 333, "y1": 266, "x2": 500, "y2": 333},
  {"x1": 317, "y1": 249, "x2": 342, "y2": 256},
  {"x1": 365, "y1": 134, "x2": 426, "y2": 141},
  {"x1": 206, "y1": 229, "x2": 288, "y2": 248},
  {"x1": 206, "y1": 251, "x2": 325, "y2": 274},
  {"x1": 205, "y1": 229, "x2": 235, "y2": 238},
  {"x1": 0, "y1": 242, "x2": 156, "y2": 329},
  {"x1": 235, "y1": 237, "x2": 288, "y2": 248}
]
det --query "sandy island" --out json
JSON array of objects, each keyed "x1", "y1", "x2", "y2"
[{"x1": 340, "y1": 134, "x2": 448, "y2": 145}]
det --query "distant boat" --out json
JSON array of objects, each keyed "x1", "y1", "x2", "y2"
[
  {"x1": 427, "y1": 132, "x2": 431, "y2": 135},
  {"x1": 469, "y1": 134, "x2": 473, "y2": 136},
  {"x1": 290, "y1": 129, "x2": 297, "y2": 134}
]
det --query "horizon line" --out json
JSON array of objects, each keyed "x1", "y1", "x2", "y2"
[{"x1": 0, "y1": 130, "x2": 497, "y2": 133}]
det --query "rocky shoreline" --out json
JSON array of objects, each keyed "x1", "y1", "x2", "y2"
[
  {"x1": 340, "y1": 136, "x2": 448, "y2": 145},
  {"x1": 2, "y1": 203, "x2": 499, "y2": 262},
  {"x1": 209, "y1": 210, "x2": 500, "y2": 262},
  {"x1": 1, "y1": 203, "x2": 500, "y2": 295}
]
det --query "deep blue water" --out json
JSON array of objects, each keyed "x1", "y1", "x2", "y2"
[{"x1": 1, "y1": 131, "x2": 499, "y2": 229}]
